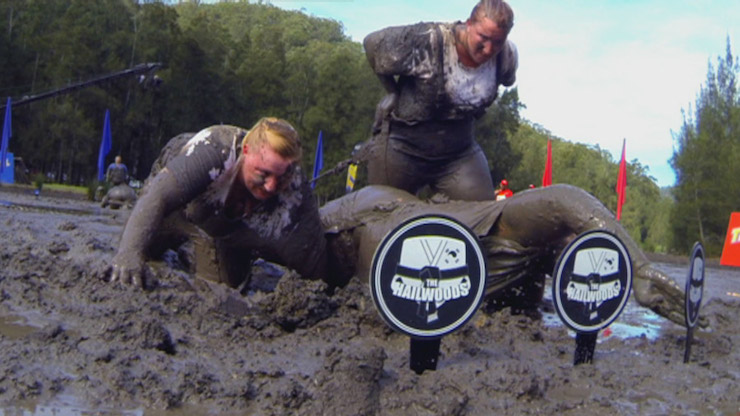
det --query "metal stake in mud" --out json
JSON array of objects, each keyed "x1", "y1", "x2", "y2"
[
  {"x1": 552, "y1": 230, "x2": 633, "y2": 365},
  {"x1": 574, "y1": 332, "x2": 598, "y2": 365},
  {"x1": 410, "y1": 338, "x2": 441, "y2": 374},
  {"x1": 684, "y1": 241, "x2": 705, "y2": 364},
  {"x1": 369, "y1": 215, "x2": 487, "y2": 374}
]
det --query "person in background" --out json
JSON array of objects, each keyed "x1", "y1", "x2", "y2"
[
  {"x1": 106, "y1": 155, "x2": 129, "y2": 186},
  {"x1": 362, "y1": 0, "x2": 518, "y2": 201},
  {"x1": 495, "y1": 178, "x2": 513, "y2": 200},
  {"x1": 109, "y1": 118, "x2": 327, "y2": 289}
]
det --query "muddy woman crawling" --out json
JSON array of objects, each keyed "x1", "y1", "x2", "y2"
[
  {"x1": 109, "y1": 118, "x2": 327, "y2": 289},
  {"x1": 109, "y1": 123, "x2": 687, "y2": 326},
  {"x1": 319, "y1": 185, "x2": 688, "y2": 327}
]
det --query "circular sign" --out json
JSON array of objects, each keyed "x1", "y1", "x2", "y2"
[
  {"x1": 370, "y1": 215, "x2": 487, "y2": 339},
  {"x1": 685, "y1": 242, "x2": 705, "y2": 328},
  {"x1": 552, "y1": 230, "x2": 632, "y2": 333}
]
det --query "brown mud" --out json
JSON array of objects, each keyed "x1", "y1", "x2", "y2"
[{"x1": 1, "y1": 187, "x2": 739, "y2": 415}]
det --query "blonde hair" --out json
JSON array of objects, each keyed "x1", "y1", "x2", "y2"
[
  {"x1": 470, "y1": 0, "x2": 514, "y2": 33},
  {"x1": 242, "y1": 117, "x2": 302, "y2": 161}
]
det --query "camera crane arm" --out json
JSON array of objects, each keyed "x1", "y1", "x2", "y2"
[{"x1": 0, "y1": 62, "x2": 162, "y2": 111}]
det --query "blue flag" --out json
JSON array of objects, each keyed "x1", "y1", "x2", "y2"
[
  {"x1": 97, "y1": 109, "x2": 112, "y2": 182},
  {"x1": 0, "y1": 97, "x2": 11, "y2": 175},
  {"x1": 311, "y1": 130, "x2": 324, "y2": 189}
]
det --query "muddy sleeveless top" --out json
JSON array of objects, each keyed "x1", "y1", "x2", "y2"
[{"x1": 364, "y1": 21, "x2": 518, "y2": 159}]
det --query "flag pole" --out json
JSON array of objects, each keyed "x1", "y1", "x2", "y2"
[
  {"x1": 97, "y1": 109, "x2": 113, "y2": 182},
  {"x1": 616, "y1": 139, "x2": 627, "y2": 221},
  {"x1": 1, "y1": 97, "x2": 12, "y2": 177},
  {"x1": 311, "y1": 131, "x2": 324, "y2": 189},
  {"x1": 542, "y1": 138, "x2": 552, "y2": 187}
]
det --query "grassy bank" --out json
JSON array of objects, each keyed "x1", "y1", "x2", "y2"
[{"x1": 0, "y1": 182, "x2": 89, "y2": 200}]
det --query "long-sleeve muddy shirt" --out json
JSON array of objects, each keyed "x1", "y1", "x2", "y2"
[{"x1": 132, "y1": 125, "x2": 327, "y2": 281}]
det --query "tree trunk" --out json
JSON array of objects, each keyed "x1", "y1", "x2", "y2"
[
  {"x1": 6, "y1": 6, "x2": 12, "y2": 38},
  {"x1": 694, "y1": 185, "x2": 705, "y2": 244}
]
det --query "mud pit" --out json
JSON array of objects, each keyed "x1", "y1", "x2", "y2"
[{"x1": 1, "y1": 187, "x2": 739, "y2": 415}]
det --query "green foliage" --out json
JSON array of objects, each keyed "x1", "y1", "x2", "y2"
[
  {"x1": 670, "y1": 38, "x2": 739, "y2": 256},
  {"x1": 475, "y1": 88, "x2": 523, "y2": 185},
  {"x1": 0, "y1": 0, "x2": 376, "y2": 188},
  {"x1": 481, "y1": 119, "x2": 671, "y2": 253},
  {"x1": 32, "y1": 172, "x2": 45, "y2": 191}
]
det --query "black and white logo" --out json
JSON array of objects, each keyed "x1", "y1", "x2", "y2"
[
  {"x1": 685, "y1": 242, "x2": 705, "y2": 328},
  {"x1": 370, "y1": 215, "x2": 487, "y2": 339},
  {"x1": 553, "y1": 230, "x2": 632, "y2": 333}
]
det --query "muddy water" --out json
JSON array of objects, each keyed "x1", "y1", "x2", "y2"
[{"x1": 1, "y1": 188, "x2": 739, "y2": 415}]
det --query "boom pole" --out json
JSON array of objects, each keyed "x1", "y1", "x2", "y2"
[{"x1": 0, "y1": 62, "x2": 162, "y2": 110}]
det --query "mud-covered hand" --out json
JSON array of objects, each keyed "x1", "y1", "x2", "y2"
[
  {"x1": 107, "y1": 168, "x2": 181, "y2": 289},
  {"x1": 376, "y1": 93, "x2": 397, "y2": 119},
  {"x1": 110, "y1": 249, "x2": 149, "y2": 288},
  {"x1": 372, "y1": 93, "x2": 398, "y2": 133}
]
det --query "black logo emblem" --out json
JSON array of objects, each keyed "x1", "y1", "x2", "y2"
[
  {"x1": 553, "y1": 230, "x2": 632, "y2": 333},
  {"x1": 370, "y1": 215, "x2": 487, "y2": 339},
  {"x1": 685, "y1": 242, "x2": 705, "y2": 328}
]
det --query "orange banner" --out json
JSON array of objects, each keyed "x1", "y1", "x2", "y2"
[{"x1": 720, "y1": 212, "x2": 740, "y2": 267}]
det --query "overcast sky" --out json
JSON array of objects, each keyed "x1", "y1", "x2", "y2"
[{"x1": 264, "y1": 0, "x2": 738, "y2": 187}]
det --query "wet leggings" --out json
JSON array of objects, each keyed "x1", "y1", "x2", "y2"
[{"x1": 367, "y1": 135, "x2": 496, "y2": 201}]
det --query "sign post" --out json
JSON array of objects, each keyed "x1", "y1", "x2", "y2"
[
  {"x1": 370, "y1": 215, "x2": 487, "y2": 374},
  {"x1": 552, "y1": 230, "x2": 633, "y2": 365},
  {"x1": 684, "y1": 242, "x2": 705, "y2": 363}
]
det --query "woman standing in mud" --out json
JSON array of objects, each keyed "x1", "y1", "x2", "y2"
[
  {"x1": 363, "y1": 0, "x2": 518, "y2": 201},
  {"x1": 109, "y1": 118, "x2": 327, "y2": 289}
]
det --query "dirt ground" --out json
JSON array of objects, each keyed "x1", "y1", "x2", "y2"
[{"x1": 1, "y1": 186, "x2": 739, "y2": 415}]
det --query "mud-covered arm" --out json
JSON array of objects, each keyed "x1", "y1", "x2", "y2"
[
  {"x1": 496, "y1": 40, "x2": 518, "y2": 87},
  {"x1": 110, "y1": 170, "x2": 183, "y2": 287},
  {"x1": 279, "y1": 181, "x2": 328, "y2": 281},
  {"x1": 364, "y1": 25, "x2": 414, "y2": 77},
  {"x1": 364, "y1": 23, "x2": 438, "y2": 82},
  {"x1": 365, "y1": 23, "x2": 437, "y2": 122},
  {"x1": 111, "y1": 137, "x2": 228, "y2": 287}
]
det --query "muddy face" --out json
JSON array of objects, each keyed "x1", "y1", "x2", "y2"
[
  {"x1": 459, "y1": 17, "x2": 507, "y2": 67},
  {"x1": 241, "y1": 144, "x2": 295, "y2": 201}
]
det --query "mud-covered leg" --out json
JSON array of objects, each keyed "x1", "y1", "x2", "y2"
[
  {"x1": 495, "y1": 184, "x2": 689, "y2": 325},
  {"x1": 633, "y1": 264, "x2": 687, "y2": 327}
]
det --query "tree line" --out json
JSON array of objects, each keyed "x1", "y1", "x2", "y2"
[
  {"x1": 671, "y1": 38, "x2": 739, "y2": 256},
  {"x1": 1, "y1": 0, "x2": 380, "y2": 187},
  {"x1": 1, "y1": 0, "x2": 735, "y2": 256}
]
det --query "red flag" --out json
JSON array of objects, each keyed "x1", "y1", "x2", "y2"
[
  {"x1": 616, "y1": 139, "x2": 627, "y2": 221},
  {"x1": 542, "y1": 139, "x2": 552, "y2": 187}
]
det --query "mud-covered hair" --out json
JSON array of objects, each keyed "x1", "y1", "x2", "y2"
[
  {"x1": 470, "y1": 0, "x2": 514, "y2": 33},
  {"x1": 242, "y1": 117, "x2": 302, "y2": 161}
]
